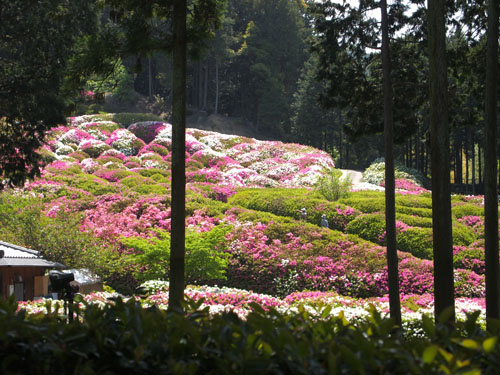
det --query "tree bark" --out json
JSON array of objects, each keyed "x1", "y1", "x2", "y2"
[
  {"x1": 381, "y1": 0, "x2": 401, "y2": 327},
  {"x1": 203, "y1": 60, "x2": 208, "y2": 111},
  {"x1": 484, "y1": 0, "x2": 500, "y2": 326},
  {"x1": 169, "y1": 0, "x2": 187, "y2": 312},
  {"x1": 148, "y1": 56, "x2": 153, "y2": 99},
  {"x1": 472, "y1": 132, "x2": 476, "y2": 195},
  {"x1": 215, "y1": 58, "x2": 219, "y2": 115},
  {"x1": 428, "y1": 0, "x2": 455, "y2": 323}
]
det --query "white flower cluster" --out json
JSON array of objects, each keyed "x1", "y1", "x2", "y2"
[{"x1": 108, "y1": 129, "x2": 140, "y2": 156}]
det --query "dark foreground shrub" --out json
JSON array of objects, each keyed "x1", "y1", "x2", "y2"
[{"x1": 3, "y1": 298, "x2": 500, "y2": 375}]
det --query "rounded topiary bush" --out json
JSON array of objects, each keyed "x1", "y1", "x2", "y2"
[
  {"x1": 363, "y1": 158, "x2": 427, "y2": 187},
  {"x1": 79, "y1": 139, "x2": 111, "y2": 158},
  {"x1": 452, "y1": 203, "x2": 484, "y2": 219},
  {"x1": 395, "y1": 213, "x2": 433, "y2": 228},
  {"x1": 345, "y1": 213, "x2": 386, "y2": 244},
  {"x1": 454, "y1": 244, "x2": 485, "y2": 274},
  {"x1": 120, "y1": 175, "x2": 155, "y2": 188},
  {"x1": 339, "y1": 195, "x2": 385, "y2": 213},
  {"x1": 128, "y1": 121, "x2": 166, "y2": 143},
  {"x1": 452, "y1": 222, "x2": 478, "y2": 246},
  {"x1": 397, "y1": 227, "x2": 433, "y2": 259}
]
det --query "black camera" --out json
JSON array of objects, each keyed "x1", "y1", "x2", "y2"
[{"x1": 49, "y1": 270, "x2": 75, "y2": 292}]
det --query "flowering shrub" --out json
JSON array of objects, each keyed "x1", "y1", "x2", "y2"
[
  {"x1": 0, "y1": 113, "x2": 488, "y2": 313},
  {"x1": 363, "y1": 158, "x2": 427, "y2": 187},
  {"x1": 128, "y1": 121, "x2": 166, "y2": 143}
]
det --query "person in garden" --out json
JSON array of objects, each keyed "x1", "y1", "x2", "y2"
[
  {"x1": 321, "y1": 214, "x2": 329, "y2": 228},
  {"x1": 297, "y1": 207, "x2": 307, "y2": 220}
]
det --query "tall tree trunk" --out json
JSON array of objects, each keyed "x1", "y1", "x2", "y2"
[
  {"x1": 198, "y1": 62, "x2": 203, "y2": 109},
  {"x1": 472, "y1": 132, "x2": 476, "y2": 195},
  {"x1": 215, "y1": 58, "x2": 219, "y2": 115},
  {"x1": 169, "y1": 0, "x2": 187, "y2": 312},
  {"x1": 455, "y1": 138, "x2": 462, "y2": 184},
  {"x1": 466, "y1": 130, "x2": 470, "y2": 189},
  {"x1": 428, "y1": 0, "x2": 455, "y2": 323},
  {"x1": 478, "y1": 145, "x2": 482, "y2": 185},
  {"x1": 484, "y1": 0, "x2": 500, "y2": 326},
  {"x1": 148, "y1": 56, "x2": 153, "y2": 99},
  {"x1": 203, "y1": 60, "x2": 208, "y2": 111},
  {"x1": 381, "y1": 0, "x2": 401, "y2": 327}
]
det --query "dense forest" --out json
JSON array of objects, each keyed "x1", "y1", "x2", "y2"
[{"x1": 59, "y1": 0, "x2": 498, "y2": 192}]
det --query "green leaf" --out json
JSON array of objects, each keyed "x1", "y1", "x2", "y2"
[
  {"x1": 460, "y1": 339, "x2": 479, "y2": 350},
  {"x1": 437, "y1": 306, "x2": 454, "y2": 324},
  {"x1": 482, "y1": 337, "x2": 497, "y2": 353},
  {"x1": 421, "y1": 314, "x2": 435, "y2": 337},
  {"x1": 438, "y1": 348, "x2": 453, "y2": 364},
  {"x1": 423, "y1": 345, "x2": 438, "y2": 364},
  {"x1": 321, "y1": 305, "x2": 333, "y2": 319}
]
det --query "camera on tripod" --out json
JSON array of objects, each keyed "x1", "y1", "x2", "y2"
[
  {"x1": 49, "y1": 270, "x2": 79, "y2": 298},
  {"x1": 49, "y1": 270, "x2": 79, "y2": 322}
]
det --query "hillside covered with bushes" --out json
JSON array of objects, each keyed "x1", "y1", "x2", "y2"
[{"x1": 0, "y1": 115, "x2": 491, "y2": 313}]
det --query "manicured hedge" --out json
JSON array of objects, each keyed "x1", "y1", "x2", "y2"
[
  {"x1": 338, "y1": 195, "x2": 385, "y2": 213},
  {"x1": 345, "y1": 213, "x2": 386, "y2": 244},
  {"x1": 230, "y1": 188, "x2": 361, "y2": 231},
  {"x1": 395, "y1": 213, "x2": 433, "y2": 228},
  {"x1": 452, "y1": 203, "x2": 485, "y2": 219},
  {"x1": 398, "y1": 228, "x2": 434, "y2": 259}
]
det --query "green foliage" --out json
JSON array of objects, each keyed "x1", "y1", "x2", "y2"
[
  {"x1": 454, "y1": 245, "x2": 485, "y2": 274},
  {"x1": 398, "y1": 227, "x2": 434, "y2": 259},
  {"x1": 0, "y1": 0, "x2": 97, "y2": 188},
  {"x1": 396, "y1": 194, "x2": 433, "y2": 209},
  {"x1": 452, "y1": 222, "x2": 478, "y2": 246},
  {"x1": 315, "y1": 168, "x2": 352, "y2": 201},
  {"x1": 339, "y1": 194, "x2": 386, "y2": 213},
  {"x1": 0, "y1": 194, "x2": 123, "y2": 280},
  {"x1": 112, "y1": 112, "x2": 163, "y2": 127},
  {"x1": 396, "y1": 213, "x2": 433, "y2": 228},
  {"x1": 121, "y1": 226, "x2": 232, "y2": 283},
  {"x1": 133, "y1": 183, "x2": 169, "y2": 196},
  {"x1": 230, "y1": 188, "x2": 360, "y2": 231},
  {"x1": 452, "y1": 203, "x2": 485, "y2": 219},
  {"x1": 345, "y1": 213, "x2": 386, "y2": 244},
  {"x1": 119, "y1": 175, "x2": 155, "y2": 188},
  {"x1": 49, "y1": 174, "x2": 118, "y2": 196},
  {"x1": 3, "y1": 297, "x2": 500, "y2": 374},
  {"x1": 397, "y1": 205, "x2": 433, "y2": 218}
]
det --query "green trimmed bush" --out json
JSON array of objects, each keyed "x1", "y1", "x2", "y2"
[
  {"x1": 112, "y1": 112, "x2": 163, "y2": 127},
  {"x1": 345, "y1": 213, "x2": 386, "y2": 244},
  {"x1": 396, "y1": 205, "x2": 433, "y2": 218},
  {"x1": 396, "y1": 213, "x2": 433, "y2": 228},
  {"x1": 452, "y1": 222, "x2": 478, "y2": 246},
  {"x1": 395, "y1": 194, "x2": 433, "y2": 209},
  {"x1": 230, "y1": 188, "x2": 360, "y2": 231},
  {"x1": 120, "y1": 175, "x2": 155, "y2": 188},
  {"x1": 397, "y1": 227, "x2": 434, "y2": 259},
  {"x1": 138, "y1": 168, "x2": 170, "y2": 178},
  {"x1": 339, "y1": 195, "x2": 385, "y2": 213},
  {"x1": 133, "y1": 183, "x2": 169, "y2": 195},
  {"x1": 452, "y1": 203, "x2": 484, "y2": 218},
  {"x1": 50, "y1": 174, "x2": 118, "y2": 196}
]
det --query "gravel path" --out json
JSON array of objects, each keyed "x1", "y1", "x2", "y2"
[{"x1": 340, "y1": 169, "x2": 363, "y2": 184}]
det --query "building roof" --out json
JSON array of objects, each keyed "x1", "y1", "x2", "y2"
[{"x1": 0, "y1": 241, "x2": 64, "y2": 268}]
